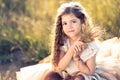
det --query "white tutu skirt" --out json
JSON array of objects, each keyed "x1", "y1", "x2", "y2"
[
  {"x1": 16, "y1": 63, "x2": 52, "y2": 80},
  {"x1": 16, "y1": 61, "x2": 120, "y2": 80}
]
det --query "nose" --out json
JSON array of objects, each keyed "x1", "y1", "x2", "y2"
[{"x1": 67, "y1": 23, "x2": 73, "y2": 28}]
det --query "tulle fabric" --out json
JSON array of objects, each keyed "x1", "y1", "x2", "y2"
[{"x1": 16, "y1": 63, "x2": 52, "y2": 80}]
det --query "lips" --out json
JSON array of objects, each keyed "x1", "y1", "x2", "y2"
[{"x1": 68, "y1": 30, "x2": 74, "y2": 32}]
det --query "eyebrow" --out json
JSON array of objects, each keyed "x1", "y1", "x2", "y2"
[
  {"x1": 71, "y1": 19, "x2": 77, "y2": 21},
  {"x1": 62, "y1": 18, "x2": 77, "y2": 22}
]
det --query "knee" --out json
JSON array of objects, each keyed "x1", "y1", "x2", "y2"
[{"x1": 44, "y1": 71, "x2": 63, "y2": 80}]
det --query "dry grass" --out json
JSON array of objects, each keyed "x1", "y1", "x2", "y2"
[{"x1": 0, "y1": 63, "x2": 18, "y2": 80}]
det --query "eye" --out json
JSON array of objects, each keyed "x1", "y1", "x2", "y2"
[
  {"x1": 62, "y1": 22, "x2": 67, "y2": 26},
  {"x1": 72, "y1": 20, "x2": 77, "y2": 23}
]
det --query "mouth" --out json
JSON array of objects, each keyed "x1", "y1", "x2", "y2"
[{"x1": 68, "y1": 30, "x2": 74, "y2": 32}]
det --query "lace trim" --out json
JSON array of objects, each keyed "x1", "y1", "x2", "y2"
[{"x1": 81, "y1": 42, "x2": 99, "y2": 62}]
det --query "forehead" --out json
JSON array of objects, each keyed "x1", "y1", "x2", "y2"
[{"x1": 61, "y1": 13, "x2": 79, "y2": 22}]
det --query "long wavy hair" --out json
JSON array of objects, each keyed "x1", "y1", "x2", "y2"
[{"x1": 51, "y1": 2, "x2": 100, "y2": 69}]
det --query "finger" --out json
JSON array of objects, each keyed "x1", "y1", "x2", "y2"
[
  {"x1": 75, "y1": 44, "x2": 82, "y2": 53},
  {"x1": 78, "y1": 41, "x2": 85, "y2": 50},
  {"x1": 78, "y1": 45, "x2": 82, "y2": 52},
  {"x1": 74, "y1": 45, "x2": 79, "y2": 53},
  {"x1": 73, "y1": 48, "x2": 76, "y2": 54},
  {"x1": 76, "y1": 44, "x2": 82, "y2": 52},
  {"x1": 79, "y1": 41, "x2": 84, "y2": 46},
  {"x1": 73, "y1": 46, "x2": 77, "y2": 54},
  {"x1": 77, "y1": 42, "x2": 84, "y2": 52},
  {"x1": 81, "y1": 45, "x2": 85, "y2": 51}
]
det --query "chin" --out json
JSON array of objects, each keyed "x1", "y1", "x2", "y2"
[{"x1": 68, "y1": 35, "x2": 74, "y2": 38}]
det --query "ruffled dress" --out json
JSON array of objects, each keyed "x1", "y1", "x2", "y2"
[
  {"x1": 61, "y1": 39, "x2": 120, "y2": 80},
  {"x1": 16, "y1": 39, "x2": 120, "y2": 80}
]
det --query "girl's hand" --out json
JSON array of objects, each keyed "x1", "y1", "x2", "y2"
[
  {"x1": 73, "y1": 41, "x2": 85, "y2": 55},
  {"x1": 69, "y1": 40, "x2": 86, "y2": 56}
]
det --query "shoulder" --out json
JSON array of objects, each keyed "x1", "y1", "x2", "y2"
[
  {"x1": 88, "y1": 41, "x2": 99, "y2": 52},
  {"x1": 80, "y1": 41, "x2": 99, "y2": 62},
  {"x1": 87, "y1": 41, "x2": 99, "y2": 56}
]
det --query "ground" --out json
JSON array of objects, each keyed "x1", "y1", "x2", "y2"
[
  {"x1": 0, "y1": 63, "x2": 18, "y2": 80},
  {"x1": 0, "y1": 61, "x2": 37, "y2": 80},
  {"x1": 0, "y1": 46, "x2": 37, "y2": 80}
]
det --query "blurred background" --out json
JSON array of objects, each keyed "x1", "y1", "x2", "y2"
[{"x1": 0, "y1": 0, "x2": 120, "y2": 80}]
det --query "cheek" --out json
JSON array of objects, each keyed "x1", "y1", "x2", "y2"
[
  {"x1": 75, "y1": 26, "x2": 82, "y2": 33},
  {"x1": 76, "y1": 24, "x2": 82, "y2": 31},
  {"x1": 62, "y1": 25, "x2": 67, "y2": 31}
]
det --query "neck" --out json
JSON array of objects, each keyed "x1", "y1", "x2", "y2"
[{"x1": 69, "y1": 37, "x2": 81, "y2": 45}]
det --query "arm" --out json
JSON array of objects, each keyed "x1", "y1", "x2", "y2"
[
  {"x1": 57, "y1": 49, "x2": 73, "y2": 70},
  {"x1": 73, "y1": 54, "x2": 96, "y2": 75},
  {"x1": 58, "y1": 40, "x2": 86, "y2": 71}
]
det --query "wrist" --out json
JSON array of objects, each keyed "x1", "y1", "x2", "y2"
[
  {"x1": 73, "y1": 55, "x2": 80, "y2": 61},
  {"x1": 67, "y1": 49, "x2": 74, "y2": 56}
]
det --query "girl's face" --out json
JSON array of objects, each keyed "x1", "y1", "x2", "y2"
[{"x1": 62, "y1": 13, "x2": 82, "y2": 40}]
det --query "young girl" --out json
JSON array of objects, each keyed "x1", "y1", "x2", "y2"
[
  {"x1": 17, "y1": 2, "x2": 120, "y2": 80},
  {"x1": 44, "y1": 2, "x2": 120, "y2": 80},
  {"x1": 47, "y1": 2, "x2": 99, "y2": 80}
]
